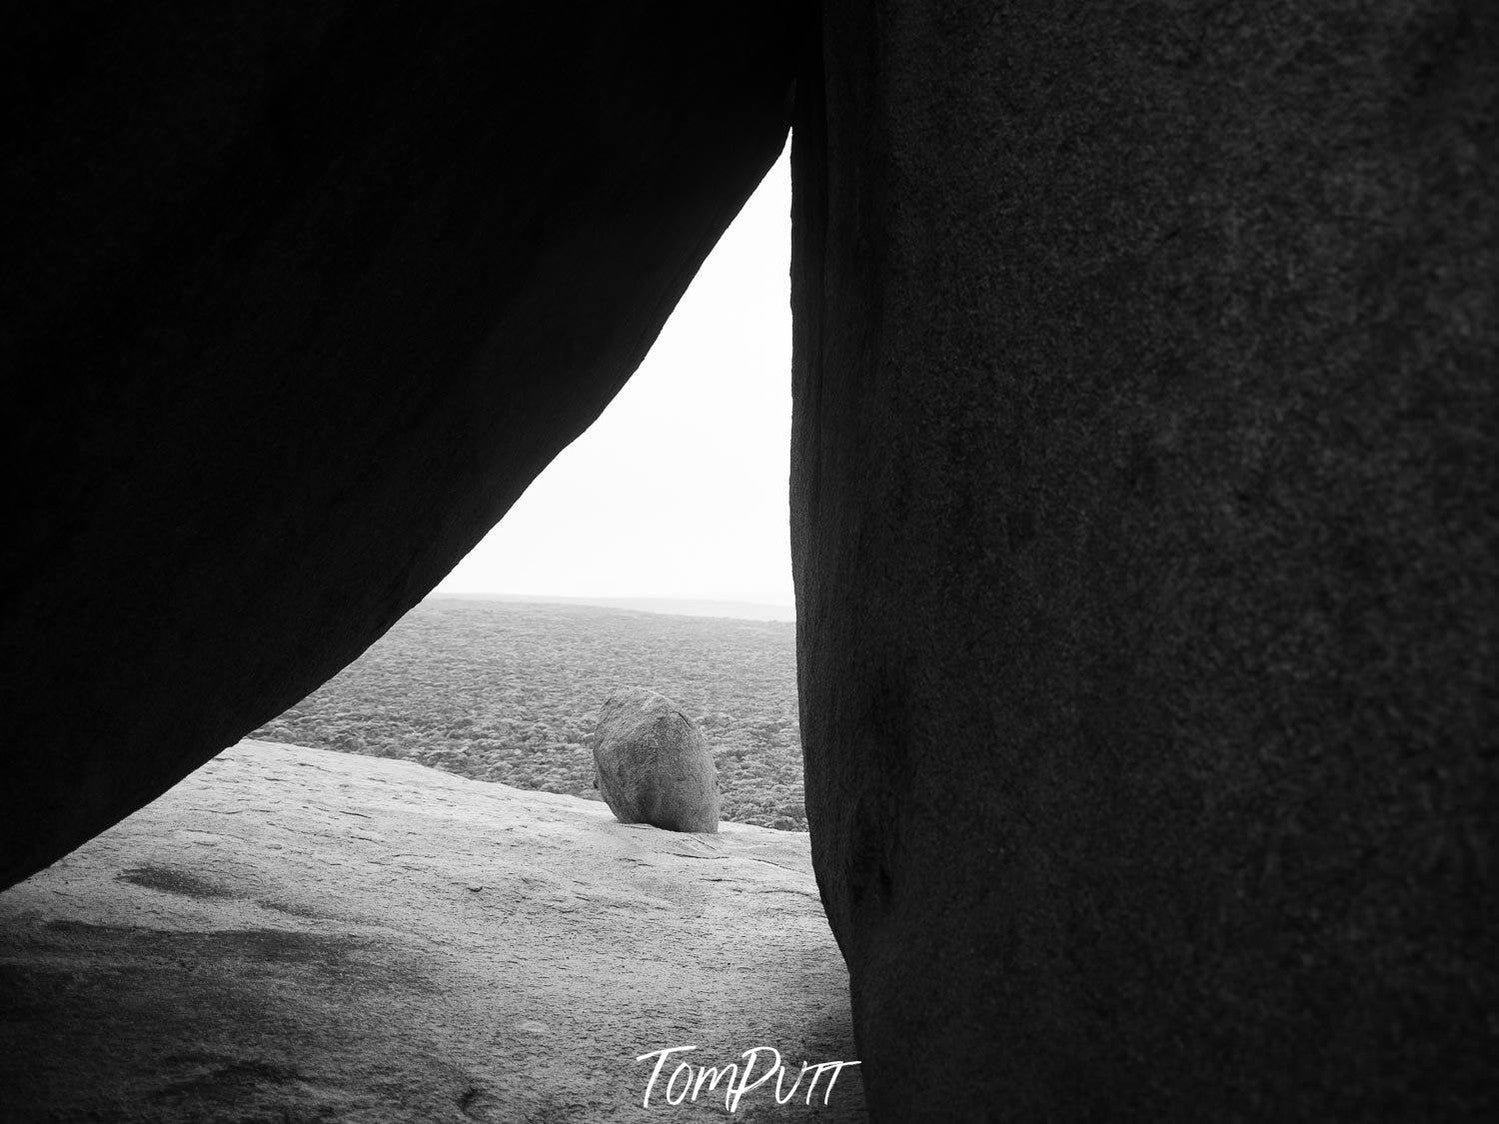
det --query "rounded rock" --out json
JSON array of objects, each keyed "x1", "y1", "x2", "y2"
[{"x1": 592, "y1": 687, "x2": 719, "y2": 833}]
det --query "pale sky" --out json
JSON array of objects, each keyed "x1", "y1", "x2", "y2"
[{"x1": 435, "y1": 144, "x2": 794, "y2": 605}]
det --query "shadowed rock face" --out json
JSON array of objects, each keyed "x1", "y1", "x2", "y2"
[
  {"x1": 594, "y1": 687, "x2": 720, "y2": 833},
  {"x1": 792, "y1": 0, "x2": 1496, "y2": 1117},
  {"x1": 0, "y1": 3, "x2": 794, "y2": 888},
  {"x1": 3, "y1": 1, "x2": 1497, "y2": 1119}
]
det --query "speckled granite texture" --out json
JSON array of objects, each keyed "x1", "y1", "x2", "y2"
[
  {"x1": 0, "y1": 741, "x2": 864, "y2": 1121},
  {"x1": 792, "y1": 1, "x2": 1496, "y2": 1116}
]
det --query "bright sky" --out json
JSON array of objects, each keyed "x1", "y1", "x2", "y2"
[{"x1": 434, "y1": 144, "x2": 794, "y2": 606}]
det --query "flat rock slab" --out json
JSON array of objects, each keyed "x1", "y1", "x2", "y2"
[{"x1": 0, "y1": 740, "x2": 864, "y2": 1122}]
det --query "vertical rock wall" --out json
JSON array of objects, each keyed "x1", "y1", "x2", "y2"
[{"x1": 792, "y1": 1, "x2": 1496, "y2": 1116}]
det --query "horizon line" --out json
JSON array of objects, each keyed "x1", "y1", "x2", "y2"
[{"x1": 428, "y1": 590, "x2": 795, "y2": 605}]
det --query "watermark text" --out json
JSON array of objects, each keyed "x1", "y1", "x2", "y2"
[{"x1": 635, "y1": 1045, "x2": 859, "y2": 1113}]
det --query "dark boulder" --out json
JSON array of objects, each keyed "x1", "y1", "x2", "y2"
[
  {"x1": 792, "y1": 0, "x2": 1497, "y2": 1117},
  {"x1": 0, "y1": 1, "x2": 793, "y2": 890},
  {"x1": 593, "y1": 688, "x2": 720, "y2": 833}
]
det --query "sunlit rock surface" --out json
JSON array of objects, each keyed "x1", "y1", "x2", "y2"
[{"x1": 0, "y1": 741, "x2": 862, "y2": 1122}]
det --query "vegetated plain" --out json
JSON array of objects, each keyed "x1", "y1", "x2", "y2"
[{"x1": 249, "y1": 598, "x2": 807, "y2": 830}]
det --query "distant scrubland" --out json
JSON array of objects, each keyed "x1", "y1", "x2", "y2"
[{"x1": 249, "y1": 598, "x2": 806, "y2": 829}]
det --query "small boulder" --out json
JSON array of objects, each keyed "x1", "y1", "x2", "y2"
[{"x1": 593, "y1": 687, "x2": 719, "y2": 833}]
